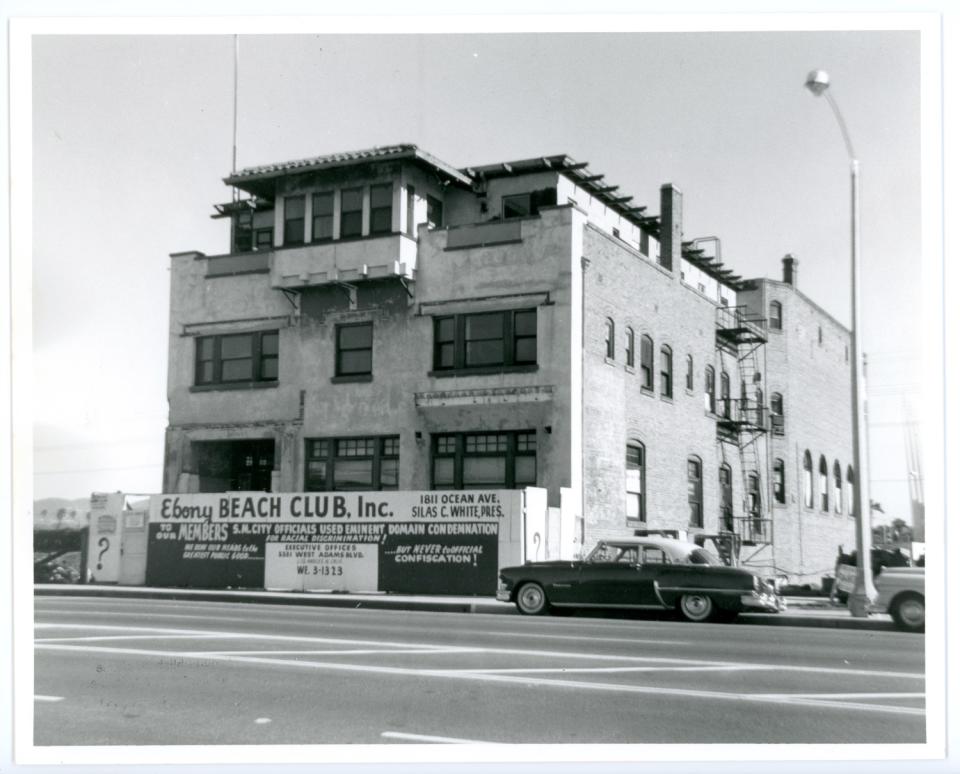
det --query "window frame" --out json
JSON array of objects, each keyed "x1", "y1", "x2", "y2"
[
  {"x1": 640, "y1": 334, "x2": 654, "y2": 390},
  {"x1": 283, "y1": 194, "x2": 306, "y2": 246},
  {"x1": 626, "y1": 442, "x2": 646, "y2": 523},
  {"x1": 659, "y1": 344, "x2": 673, "y2": 398},
  {"x1": 625, "y1": 327, "x2": 635, "y2": 368},
  {"x1": 704, "y1": 365, "x2": 716, "y2": 414},
  {"x1": 685, "y1": 355, "x2": 694, "y2": 392},
  {"x1": 687, "y1": 455, "x2": 703, "y2": 528},
  {"x1": 194, "y1": 330, "x2": 278, "y2": 387},
  {"x1": 773, "y1": 458, "x2": 786, "y2": 504},
  {"x1": 340, "y1": 186, "x2": 364, "y2": 239},
  {"x1": 431, "y1": 430, "x2": 536, "y2": 490},
  {"x1": 769, "y1": 300, "x2": 783, "y2": 331},
  {"x1": 819, "y1": 455, "x2": 829, "y2": 511},
  {"x1": 432, "y1": 309, "x2": 537, "y2": 373},
  {"x1": 833, "y1": 460, "x2": 843, "y2": 514},
  {"x1": 304, "y1": 435, "x2": 399, "y2": 492},
  {"x1": 311, "y1": 191, "x2": 335, "y2": 242},
  {"x1": 719, "y1": 463, "x2": 733, "y2": 531},
  {"x1": 369, "y1": 183, "x2": 394, "y2": 235},
  {"x1": 803, "y1": 450, "x2": 814, "y2": 509},
  {"x1": 335, "y1": 321, "x2": 373, "y2": 378},
  {"x1": 605, "y1": 318, "x2": 616, "y2": 360}
]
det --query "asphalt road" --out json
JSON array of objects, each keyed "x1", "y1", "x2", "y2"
[{"x1": 34, "y1": 594, "x2": 926, "y2": 745}]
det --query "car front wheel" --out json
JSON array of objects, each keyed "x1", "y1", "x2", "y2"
[
  {"x1": 890, "y1": 592, "x2": 925, "y2": 632},
  {"x1": 515, "y1": 582, "x2": 549, "y2": 615},
  {"x1": 677, "y1": 593, "x2": 716, "y2": 622}
]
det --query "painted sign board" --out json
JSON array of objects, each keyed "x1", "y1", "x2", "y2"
[
  {"x1": 87, "y1": 492, "x2": 124, "y2": 583},
  {"x1": 145, "y1": 490, "x2": 526, "y2": 595}
]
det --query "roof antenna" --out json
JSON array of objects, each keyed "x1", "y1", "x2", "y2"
[{"x1": 231, "y1": 34, "x2": 239, "y2": 203}]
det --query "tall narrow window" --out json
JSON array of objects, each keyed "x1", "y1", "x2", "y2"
[
  {"x1": 833, "y1": 461, "x2": 843, "y2": 514},
  {"x1": 312, "y1": 192, "x2": 334, "y2": 242},
  {"x1": 284, "y1": 195, "x2": 305, "y2": 246},
  {"x1": 769, "y1": 300, "x2": 782, "y2": 331},
  {"x1": 234, "y1": 211, "x2": 253, "y2": 252},
  {"x1": 687, "y1": 456, "x2": 703, "y2": 528},
  {"x1": 803, "y1": 451, "x2": 814, "y2": 508},
  {"x1": 340, "y1": 187, "x2": 363, "y2": 238},
  {"x1": 605, "y1": 318, "x2": 616, "y2": 360},
  {"x1": 747, "y1": 473, "x2": 762, "y2": 533},
  {"x1": 704, "y1": 366, "x2": 716, "y2": 414},
  {"x1": 685, "y1": 355, "x2": 694, "y2": 392},
  {"x1": 426, "y1": 195, "x2": 443, "y2": 229},
  {"x1": 406, "y1": 185, "x2": 416, "y2": 236},
  {"x1": 770, "y1": 392, "x2": 784, "y2": 435},
  {"x1": 819, "y1": 455, "x2": 829, "y2": 511},
  {"x1": 719, "y1": 464, "x2": 733, "y2": 532},
  {"x1": 369, "y1": 183, "x2": 393, "y2": 234},
  {"x1": 773, "y1": 458, "x2": 786, "y2": 504},
  {"x1": 846, "y1": 466, "x2": 855, "y2": 516},
  {"x1": 720, "y1": 371, "x2": 731, "y2": 419},
  {"x1": 640, "y1": 335, "x2": 654, "y2": 390},
  {"x1": 659, "y1": 345, "x2": 673, "y2": 398},
  {"x1": 625, "y1": 327, "x2": 635, "y2": 368},
  {"x1": 626, "y1": 443, "x2": 645, "y2": 522},
  {"x1": 336, "y1": 322, "x2": 373, "y2": 377}
]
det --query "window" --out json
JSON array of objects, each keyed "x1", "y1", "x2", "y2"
[
  {"x1": 687, "y1": 456, "x2": 703, "y2": 527},
  {"x1": 719, "y1": 464, "x2": 733, "y2": 531},
  {"x1": 773, "y1": 458, "x2": 786, "y2": 504},
  {"x1": 625, "y1": 327, "x2": 635, "y2": 368},
  {"x1": 720, "y1": 371, "x2": 731, "y2": 419},
  {"x1": 704, "y1": 366, "x2": 716, "y2": 413},
  {"x1": 846, "y1": 466, "x2": 855, "y2": 516},
  {"x1": 336, "y1": 322, "x2": 373, "y2": 377},
  {"x1": 234, "y1": 211, "x2": 253, "y2": 252},
  {"x1": 340, "y1": 187, "x2": 363, "y2": 238},
  {"x1": 626, "y1": 443, "x2": 645, "y2": 522},
  {"x1": 406, "y1": 185, "x2": 416, "y2": 235},
  {"x1": 640, "y1": 335, "x2": 654, "y2": 390},
  {"x1": 818, "y1": 326, "x2": 823, "y2": 345},
  {"x1": 305, "y1": 436, "x2": 399, "y2": 491},
  {"x1": 255, "y1": 228, "x2": 274, "y2": 249},
  {"x1": 605, "y1": 318, "x2": 616, "y2": 360},
  {"x1": 501, "y1": 187, "x2": 556, "y2": 219},
  {"x1": 369, "y1": 183, "x2": 393, "y2": 234},
  {"x1": 196, "y1": 439, "x2": 274, "y2": 493},
  {"x1": 195, "y1": 330, "x2": 278, "y2": 386},
  {"x1": 747, "y1": 473, "x2": 762, "y2": 532},
  {"x1": 284, "y1": 195, "x2": 305, "y2": 246},
  {"x1": 660, "y1": 345, "x2": 673, "y2": 398},
  {"x1": 819, "y1": 455, "x2": 829, "y2": 511},
  {"x1": 833, "y1": 461, "x2": 843, "y2": 514},
  {"x1": 312, "y1": 192, "x2": 334, "y2": 242},
  {"x1": 685, "y1": 355, "x2": 694, "y2": 391},
  {"x1": 770, "y1": 392, "x2": 784, "y2": 435},
  {"x1": 433, "y1": 309, "x2": 537, "y2": 372},
  {"x1": 427, "y1": 195, "x2": 443, "y2": 229},
  {"x1": 769, "y1": 300, "x2": 782, "y2": 331},
  {"x1": 431, "y1": 431, "x2": 536, "y2": 490},
  {"x1": 803, "y1": 451, "x2": 814, "y2": 508}
]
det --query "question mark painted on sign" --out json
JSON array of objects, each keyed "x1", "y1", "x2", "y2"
[{"x1": 96, "y1": 537, "x2": 110, "y2": 570}]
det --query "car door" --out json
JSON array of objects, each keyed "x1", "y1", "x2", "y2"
[
  {"x1": 633, "y1": 545, "x2": 672, "y2": 606},
  {"x1": 573, "y1": 546, "x2": 647, "y2": 607}
]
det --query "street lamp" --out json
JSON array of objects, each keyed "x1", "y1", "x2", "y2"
[{"x1": 804, "y1": 69, "x2": 877, "y2": 617}]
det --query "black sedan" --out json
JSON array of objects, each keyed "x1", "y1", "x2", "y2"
[{"x1": 496, "y1": 537, "x2": 783, "y2": 622}]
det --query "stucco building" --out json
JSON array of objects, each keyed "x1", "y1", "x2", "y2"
[{"x1": 163, "y1": 144, "x2": 855, "y2": 583}]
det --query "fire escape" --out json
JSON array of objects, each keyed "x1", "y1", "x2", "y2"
[{"x1": 714, "y1": 305, "x2": 771, "y2": 568}]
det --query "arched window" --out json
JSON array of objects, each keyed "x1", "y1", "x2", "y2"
[
  {"x1": 833, "y1": 461, "x2": 843, "y2": 514},
  {"x1": 605, "y1": 318, "x2": 615, "y2": 360},
  {"x1": 719, "y1": 464, "x2": 733, "y2": 532},
  {"x1": 704, "y1": 366, "x2": 716, "y2": 414},
  {"x1": 640, "y1": 335, "x2": 654, "y2": 390},
  {"x1": 685, "y1": 355, "x2": 694, "y2": 391},
  {"x1": 769, "y1": 300, "x2": 782, "y2": 330},
  {"x1": 660, "y1": 345, "x2": 673, "y2": 398},
  {"x1": 687, "y1": 456, "x2": 703, "y2": 527},
  {"x1": 819, "y1": 455, "x2": 829, "y2": 511},
  {"x1": 747, "y1": 472, "x2": 762, "y2": 536},
  {"x1": 626, "y1": 443, "x2": 645, "y2": 522},
  {"x1": 625, "y1": 327, "x2": 635, "y2": 368},
  {"x1": 770, "y1": 392, "x2": 784, "y2": 435},
  {"x1": 846, "y1": 465, "x2": 855, "y2": 516},
  {"x1": 803, "y1": 451, "x2": 814, "y2": 508},
  {"x1": 720, "y1": 371, "x2": 731, "y2": 419},
  {"x1": 773, "y1": 458, "x2": 786, "y2": 504},
  {"x1": 755, "y1": 387, "x2": 764, "y2": 426}
]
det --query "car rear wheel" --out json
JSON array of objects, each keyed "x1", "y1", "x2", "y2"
[
  {"x1": 515, "y1": 582, "x2": 549, "y2": 615},
  {"x1": 677, "y1": 593, "x2": 716, "y2": 623},
  {"x1": 890, "y1": 592, "x2": 925, "y2": 632}
]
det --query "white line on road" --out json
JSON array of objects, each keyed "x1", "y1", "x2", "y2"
[
  {"x1": 34, "y1": 641, "x2": 925, "y2": 717},
  {"x1": 34, "y1": 623, "x2": 923, "y2": 680},
  {"x1": 758, "y1": 692, "x2": 927, "y2": 700},
  {"x1": 34, "y1": 695, "x2": 64, "y2": 702},
  {"x1": 189, "y1": 648, "x2": 484, "y2": 656},
  {"x1": 381, "y1": 731, "x2": 498, "y2": 744},
  {"x1": 34, "y1": 633, "x2": 237, "y2": 643},
  {"x1": 439, "y1": 665, "x2": 770, "y2": 674}
]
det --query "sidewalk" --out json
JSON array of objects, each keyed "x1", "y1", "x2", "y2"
[{"x1": 34, "y1": 584, "x2": 900, "y2": 632}]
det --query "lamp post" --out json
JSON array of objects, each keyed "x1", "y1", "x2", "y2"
[{"x1": 804, "y1": 69, "x2": 877, "y2": 616}]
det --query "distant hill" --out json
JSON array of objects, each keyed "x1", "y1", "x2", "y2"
[{"x1": 34, "y1": 495, "x2": 152, "y2": 531}]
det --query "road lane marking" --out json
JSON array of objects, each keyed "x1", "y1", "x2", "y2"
[
  {"x1": 254, "y1": 718, "x2": 272, "y2": 724},
  {"x1": 439, "y1": 665, "x2": 769, "y2": 674},
  {"x1": 34, "y1": 623, "x2": 924, "y2": 680},
  {"x1": 33, "y1": 641, "x2": 925, "y2": 717},
  {"x1": 381, "y1": 731, "x2": 498, "y2": 744},
  {"x1": 34, "y1": 695, "x2": 64, "y2": 702},
  {"x1": 758, "y1": 692, "x2": 927, "y2": 700},
  {"x1": 190, "y1": 648, "x2": 483, "y2": 656},
  {"x1": 34, "y1": 633, "x2": 237, "y2": 643}
]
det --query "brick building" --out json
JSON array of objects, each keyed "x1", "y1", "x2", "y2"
[{"x1": 163, "y1": 144, "x2": 854, "y2": 583}]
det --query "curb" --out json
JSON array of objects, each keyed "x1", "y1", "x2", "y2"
[{"x1": 34, "y1": 584, "x2": 902, "y2": 632}]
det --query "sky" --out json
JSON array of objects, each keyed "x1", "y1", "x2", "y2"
[{"x1": 23, "y1": 18, "x2": 933, "y2": 528}]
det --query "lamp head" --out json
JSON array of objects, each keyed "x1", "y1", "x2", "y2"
[{"x1": 805, "y1": 69, "x2": 830, "y2": 96}]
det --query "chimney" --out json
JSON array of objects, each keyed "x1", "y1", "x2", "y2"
[
  {"x1": 659, "y1": 183, "x2": 682, "y2": 274},
  {"x1": 782, "y1": 253, "x2": 798, "y2": 286}
]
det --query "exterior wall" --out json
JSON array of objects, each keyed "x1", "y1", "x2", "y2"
[
  {"x1": 740, "y1": 279, "x2": 856, "y2": 582},
  {"x1": 579, "y1": 225, "x2": 747, "y2": 546}
]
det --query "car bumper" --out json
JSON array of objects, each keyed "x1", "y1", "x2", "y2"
[
  {"x1": 740, "y1": 591, "x2": 785, "y2": 613},
  {"x1": 496, "y1": 588, "x2": 512, "y2": 602}
]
